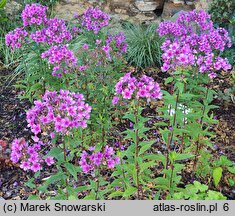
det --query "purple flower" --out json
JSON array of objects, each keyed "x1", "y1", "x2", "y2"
[
  {"x1": 5, "y1": 28, "x2": 28, "y2": 50},
  {"x1": 79, "y1": 7, "x2": 110, "y2": 34},
  {"x1": 79, "y1": 146, "x2": 119, "y2": 173},
  {"x1": 113, "y1": 73, "x2": 162, "y2": 103},
  {"x1": 112, "y1": 96, "x2": 119, "y2": 105},
  {"x1": 41, "y1": 45, "x2": 76, "y2": 77},
  {"x1": 21, "y1": 3, "x2": 48, "y2": 27},
  {"x1": 30, "y1": 18, "x2": 72, "y2": 44},
  {"x1": 20, "y1": 161, "x2": 31, "y2": 171},
  {"x1": 31, "y1": 162, "x2": 41, "y2": 172},
  {"x1": 26, "y1": 90, "x2": 91, "y2": 139},
  {"x1": 157, "y1": 10, "x2": 232, "y2": 78},
  {"x1": 45, "y1": 157, "x2": 54, "y2": 166},
  {"x1": 82, "y1": 43, "x2": 89, "y2": 50}
]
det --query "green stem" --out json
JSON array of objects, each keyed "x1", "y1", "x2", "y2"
[
  {"x1": 193, "y1": 86, "x2": 209, "y2": 170},
  {"x1": 169, "y1": 164, "x2": 174, "y2": 189},
  {"x1": 134, "y1": 100, "x2": 143, "y2": 199},
  {"x1": 166, "y1": 89, "x2": 180, "y2": 167},
  {"x1": 95, "y1": 167, "x2": 100, "y2": 200},
  {"x1": 63, "y1": 142, "x2": 69, "y2": 200}
]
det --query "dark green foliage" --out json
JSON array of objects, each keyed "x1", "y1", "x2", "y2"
[
  {"x1": 123, "y1": 22, "x2": 163, "y2": 69},
  {"x1": 209, "y1": 0, "x2": 235, "y2": 27}
]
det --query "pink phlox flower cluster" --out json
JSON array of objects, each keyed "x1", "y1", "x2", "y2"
[
  {"x1": 30, "y1": 18, "x2": 72, "y2": 44},
  {"x1": 80, "y1": 7, "x2": 110, "y2": 34},
  {"x1": 102, "y1": 32, "x2": 128, "y2": 59},
  {"x1": 26, "y1": 90, "x2": 91, "y2": 141},
  {"x1": 10, "y1": 138, "x2": 55, "y2": 172},
  {"x1": 79, "y1": 146, "x2": 120, "y2": 173},
  {"x1": 113, "y1": 73, "x2": 162, "y2": 104},
  {"x1": 5, "y1": 27, "x2": 28, "y2": 49},
  {"x1": 41, "y1": 45, "x2": 77, "y2": 77},
  {"x1": 21, "y1": 3, "x2": 48, "y2": 27},
  {"x1": 157, "y1": 10, "x2": 232, "y2": 78}
]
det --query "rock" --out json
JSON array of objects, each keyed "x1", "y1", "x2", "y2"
[
  {"x1": 114, "y1": 8, "x2": 128, "y2": 14},
  {"x1": 5, "y1": 1, "x2": 21, "y2": 18},
  {"x1": 170, "y1": 10, "x2": 187, "y2": 21},
  {"x1": 135, "y1": 1, "x2": 159, "y2": 12},
  {"x1": 162, "y1": 1, "x2": 195, "y2": 18},
  {"x1": 54, "y1": 2, "x2": 90, "y2": 20},
  {"x1": 170, "y1": 0, "x2": 185, "y2": 5},
  {"x1": 129, "y1": 3, "x2": 140, "y2": 13},
  {"x1": 194, "y1": 0, "x2": 212, "y2": 11},
  {"x1": 135, "y1": 12, "x2": 156, "y2": 22},
  {"x1": 0, "y1": 197, "x2": 5, "y2": 200},
  {"x1": 110, "y1": 1, "x2": 131, "y2": 12}
]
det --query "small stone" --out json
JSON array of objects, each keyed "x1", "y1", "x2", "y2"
[
  {"x1": 114, "y1": 8, "x2": 128, "y2": 14},
  {"x1": 162, "y1": 2, "x2": 195, "y2": 18},
  {"x1": 135, "y1": 1, "x2": 159, "y2": 12}
]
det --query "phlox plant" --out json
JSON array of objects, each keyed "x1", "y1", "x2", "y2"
[
  {"x1": 110, "y1": 73, "x2": 162, "y2": 199},
  {"x1": 5, "y1": 3, "x2": 75, "y2": 101},
  {"x1": 10, "y1": 89, "x2": 120, "y2": 200},
  {"x1": 154, "y1": 9, "x2": 233, "y2": 198},
  {"x1": 11, "y1": 89, "x2": 92, "y2": 199},
  {"x1": 69, "y1": 7, "x2": 128, "y2": 151}
]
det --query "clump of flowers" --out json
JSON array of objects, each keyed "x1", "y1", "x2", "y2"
[
  {"x1": 80, "y1": 7, "x2": 110, "y2": 34},
  {"x1": 10, "y1": 138, "x2": 54, "y2": 172},
  {"x1": 103, "y1": 32, "x2": 128, "y2": 59},
  {"x1": 21, "y1": 3, "x2": 48, "y2": 27},
  {"x1": 5, "y1": 27, "x2": 28, "y2": 50},
  {"x1": 112, "y1": 73, "x2": 162, "y2": 104},
  {"x1": 26, "y1": 89, "x2": 92, "y2": 141},
  {"x1": 41, "y1": 45, "x2": 77, "y2": 77},
  {"x1": 79, "y1": 146, "x2": 120, "y2": 173},
  {"x1": 157, "y1": 10, "x2": 232, "y2": 78},
  {"x1": 30, "y1": 18, "x2": 72, "y2": 44}
]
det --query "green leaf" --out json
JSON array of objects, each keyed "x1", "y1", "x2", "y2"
[
  {"x1": 227, "y1": 166, "x2": 235, "y2": 174},
  {"x1": 109, "y1": 191, "x2": 124, "y2": 198},
  {"x1": 123, "y1": 129, "x2": 136, "y2": 143},
  {"x1": 213, "y1": 167, "x2": 223, "y2": 187},
  {"x1": 46, "y1": 147, "x2": 64, "y2": 162},
  {"x1": 228, "y1": 178, "x2": 235, "y2": 186},
  {"x1": 38, "y1": 173, "x2": 66, "y2": 192},
  {"x1": 140, "y1": 161, "x2": 155, "y2": 173},
  {"x1": 29, "y1": 83, "x2": 42, "y2": 92},
  {"x1": 143, "y1": 154, "x2": 166, "y2": 167},
  {"x1": 155, "y1": 177, "x2": 169, "y2": 190},
  {"x1": 165, "y1": 77, "x2": 173, "y2": 85},
  {"x1": 0, "y1": 0, "x2": 7, "y2": 9},
  {"x1": 193, "y1": 181, "x2": 208, "y2": 192},
  {"x1": 123, "y1": 112, "x2": 135, "y2": 123},
  {"x1": 68, "y1": 195, "x2": 78, "y2": 200},
  {"x1": 25, "y1": 178, "x2": 35, "y2": 189},
  {"x1": 123, "y1": 187, "x2": 137, "y2": 198},
  {"x1": 83, "y1": 192, "x2": 96, "y2": 200},
  {"x1": 64, "y1": 163, "x2": 78, "y2": 181},
  {"x1": 138, "y1": 140, "x2": 155, "y2": 155},
  {"x1": 175, "y1": 82, "x2": 184, "y2": 93},
  {"x1": 175, "y1": 153, "x2": 194, "y2": 161},
  {"x1": 13, "y1": 84, "x2": 27, "y2": 89},
  {"x1": 28, "y1": 195, "x2": 39, "y2": 200}
]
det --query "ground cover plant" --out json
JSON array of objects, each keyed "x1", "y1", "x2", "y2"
[{"x1": 0, "y1": 3, "x2": 235, "y2": 200}]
